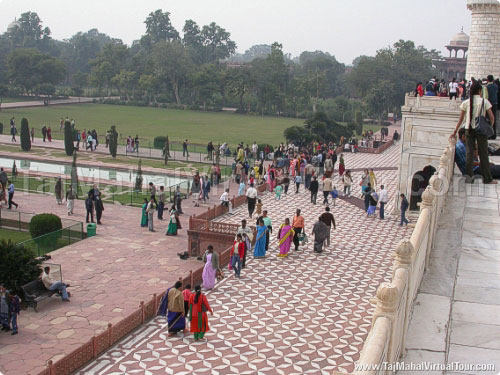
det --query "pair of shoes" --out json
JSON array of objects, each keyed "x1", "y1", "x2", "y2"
[
  {"x1": 97, "y1": 222, "x2": 102, "y2": 225},
  {"x1": 11, "y1": 331, "x2": 17, "y2": 335},
  {"x1": 62, "y1": 299, "x2": 70, "y2": 302}
]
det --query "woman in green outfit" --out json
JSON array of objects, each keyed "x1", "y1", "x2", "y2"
[
  {"x1": 140, "y1": 198, "x2": 148, "y2": 227},
  {"x1": 166, "y1": 204, "x2": 182, "y2": 236}
]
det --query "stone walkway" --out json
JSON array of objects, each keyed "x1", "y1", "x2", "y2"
[
  {"x1": 0, "y1": 97, "x2": 94, "y2": 109},
  {"x1": 397, "y1": 180, "x2": 500, "y2": 375},
  {"x1": 79, "y1": 146, "x2": 411, "y2": 375},
  {"x1": 0, "y1": 181, "x2": 235, "y2": 375}
]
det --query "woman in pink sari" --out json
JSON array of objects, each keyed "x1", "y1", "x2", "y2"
[
  {"x1": 277, "y1": 218, "x2": 294, "y2": 258},
  {"x1": 267, "y1": 165, "x2": 275, "y2": 192}
]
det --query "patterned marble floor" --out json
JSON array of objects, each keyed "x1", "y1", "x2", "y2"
[{"x1": 80, "y1": 146, "x2": 411, "y2": 375}]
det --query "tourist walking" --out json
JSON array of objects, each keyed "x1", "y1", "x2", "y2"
[
  {"x1": 319, "y1": 207, "x2": 336, "y2": 248},
  {"x1": 66, "y1": 185, "x2": 75, "y2": 215},
  {"x1": 0, "y1": 286, "x2": 9, "y2": 331},
  {"x1": 236, "y1": 219, "x2": 253, "y2": 268},
  {"x1": 7, "y1": 181, "x2": 18, "y2": 210},
  {"x1": 166, "y1": 205, "x2": 182, "y2": 236},
  {"x1": 158, "y1": 186, "x2": 165, "y2": 220},
  {"x1": 42, "y1": 125, "x2": 47, "y2": 142},
  {"x1": 55, "y1": 177, "x2": 63, "y2": 205},
  {"x1": 8, "y1": 290, "x2": 20, "y2": 335},
  {"x1": 379, "y1": 185, "x2": 388, "y2": 219},
  {"x1": 260, "y1": 210, "x2": 272, "y2": 251},
  {"x1": 253, "y1": 219, "x2": 267, "y2": 258},
  {"x1": 277, "y1": 218, "x2": 294, "y2": 258},
  {"x1": 147, "y1": 197, "x2": 155, "y2": 232},
  {"x1": 158, "y1": 281, "x2": 186, "y2": 336},
  {"x1": 202, "y1": 245, "x2": 219, "y2": 290},
  {"x1": 140, "y1": 198, "x2": 148, "y2": 227},
  {"x1": 305, "y1": 162, "x2": 314, "y2": 189},
  {"x1": 343, "y1": 170, "x2": 352, "y2": 197},
  {"x1": 274, "y1": 183, "x2": 283, "y2": 200},
  {"x1": 363, "y1": 183, "x2": 373, "y2": 212},
  {"x1": 450, "y1": 81, "x2": 497, "y2": 184},
  {"x1": 292, "y1": 209, "x2": 305, "y2": 251},
  {"x1": 360, "y1": 169, "x2": 370, "y2": 195},
  {"x1": 188, "y1": 285, "x2": 213, "y2": 341},
  {"x1": 47, "y1": 126, "x2": 52, "y2": 142},
  {"x1": 149, "y1": 182, "x2": 158, "y2": 208},
  {"x1": 85, "y1": 193, "x2": 94, "y2": 223},
  {"x1": 312, "y1": 217, "x2": 329, "y2": 253},
  {"x1": 369, "y1": 169, "x2": 377, "y2": 189},
  {"x1": 10, "y1": 117, "x2": 16, "y2": 142},
  {"x1": 294, "y1": 174, "x2": 302, "y2": 193},
  {"x1": 95, "y1": 193, "x2": 104, "y2": 225},
  {"x1": 338, "y1": 154, "x2": 345, "y2": 177},
  {"x1": 246, "y1": 183, "x2": 258, "y2": 218},
  {"x1": 231, "y1": 234, "x2": 245, "y2": 277},
  {"x1": 400, "y1": 194, "x2": 409, "y2": 226},
  {"x1": 238, "y1": 180, "x2": 245, "y2": 196},
  {"x1": 322, "y1": 175, "x2": 333, "y2": 204},
  {"x1": 182, "y1": 139, "x2": 189, "y2": 157},
  {"x1": 310, "y1": 176, "x2": 319, "y2": 204},
  {"x1": 174, "y1": 186, "x2": 183, "y2": 214}
]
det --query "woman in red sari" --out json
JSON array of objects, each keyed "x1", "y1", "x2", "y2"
[{"x1": 188, "y1": 285, "x2": 213, "y2": 341}]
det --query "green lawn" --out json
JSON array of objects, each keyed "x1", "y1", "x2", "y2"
[
  {"x1": 0, "y1": 228, "x2": 32, "y2": 243},
  {"x1": 1, "y1": 97, "x2": 44, "y2": 103},
  {"x1": 0, "y1": 104, "x2": 303, "y2": 148}
]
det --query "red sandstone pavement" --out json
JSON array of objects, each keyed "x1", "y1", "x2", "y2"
[{"x1": 0, "y1": 180, "x2": 235, "y2": 375}]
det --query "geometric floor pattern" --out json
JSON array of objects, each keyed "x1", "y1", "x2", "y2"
[{"x1": 80, "y1": 145, "x2": 411, "y2": 374}]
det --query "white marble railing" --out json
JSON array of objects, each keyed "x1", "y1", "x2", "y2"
[{"x1": 354, "y1": 141, "x2": 456, "y2": 375}]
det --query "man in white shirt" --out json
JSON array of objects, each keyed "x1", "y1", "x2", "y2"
[
  {"x1": 449, "y1": 78, "x2": 459, "y2": 100},
  {"x1": 220, "y1": 188, "x2": 232, "y2": 213},
  {"x1": 41, "y1": 266, "x2": 70, "y2": 301},
  {"x1": 245, "y1": 183, "x2": 258, "y2": 218},
  {"x1": 252, "y1": 142, "x2": 258, "y2": 159},
  {"x1": 378, "y1": 185, "x2": 388, "y2": 219}
]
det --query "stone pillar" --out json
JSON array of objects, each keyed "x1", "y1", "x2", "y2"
[{"x1": 466, "y1": 0, "x2": 500, "y2": 80}]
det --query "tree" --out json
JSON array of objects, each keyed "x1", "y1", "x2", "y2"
[
  {"x1": 0, "y1": 240, "x2": 42, "y2": 295},
  {"x1": 354, "y1": 111, "x2": 363, "y2": 134},
  {"x1": 4, "y1": 11, "x2": 52, "y2": 52},
  {"x1": 71, "y1": 151, "x2": 79, "y2": 197},
  {"x1": 152, "y1": 41, "x2": 192, "y2": 105},
  {"x1": 145, "y1": 10, "x2": 180, "y2": 43},
  {"x1": 135, "y1": 159, "x2": 143, "y2": 191},
  {"x1": 20, "y1": 117, "x2": 31, "y2": 151},
  {"x1": 109, "y1": 126, "x2": 118, "y2": 157},
  {"x1": 200, "y1": 22, "x2": 236, "y2": 63},
  {"x1": 224, "y1": 66, "x2": 252, "y2": 111},
  {"x1": 8, "y1": 49, "x2": 66, "y2": 94},
  {"x1": 64, "y1": 120, "x2": 74, "y2": 156}
]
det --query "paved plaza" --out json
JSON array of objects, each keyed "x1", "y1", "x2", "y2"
[
  {"x1": 79, "y1": 145, "x2": 411, "y2": 375},
  {"x1": 0, "y1": 135, "x2": 406, "y2": 374}
]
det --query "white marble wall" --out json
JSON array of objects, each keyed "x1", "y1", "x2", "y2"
[
  {"x1": 395, "y1": 96, "x2": 461, "y2": 212},
  {"x1": 466, "y1": 1, "x2": 500, "y2": 79}
]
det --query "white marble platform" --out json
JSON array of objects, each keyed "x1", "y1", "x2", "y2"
[{"x1": 397, "y1": 182, "x2": 500, "y2": 375}]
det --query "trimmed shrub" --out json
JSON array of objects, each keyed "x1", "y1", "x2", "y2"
[
  {"x1": 0, "y1": 122, "x2": 3, "y2": 134},
  {"x1": 0, "y1": 240, "x2": 42, "y2": 296},
  {"x1": 20, "y1": 117, "x2": 31, "y2": 151},
  {"x1": 134, "y1": 159, "x2": 143, "y2": 191},
  {"x1": 154, "y1": 136, "x2": 168, "y2": 149},
  {"x1": 64, "y1": 120, "x2": 74, "y2": 156},
  {"x1": 109, "y1": 126, "x2": 118, "y2": 157},
  {"x1": 29, "y1": 213, "x2": 63, "y2": 239}
]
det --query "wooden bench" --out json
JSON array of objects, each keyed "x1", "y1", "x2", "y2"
[{"x1": 21, "y1": 280, "x2": 58, "y2": 312}]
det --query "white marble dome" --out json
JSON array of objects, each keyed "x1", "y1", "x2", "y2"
[
  {"x1": 449, "y1": 31, "x2": 469, "y2": 47},
  {"x1": 467, "y1": 0, "x2": 500, "y2": 6},
  {"x1": 7, "y1": 20, "x2": 20, "y2": 32}
]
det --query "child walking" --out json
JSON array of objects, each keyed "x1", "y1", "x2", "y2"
[
  {"x1": 255, "y1": 199, "x2": 263, "y2": 218},
  {"x1": 274, "y1": 184, "x2": 283, "y2": 200}
]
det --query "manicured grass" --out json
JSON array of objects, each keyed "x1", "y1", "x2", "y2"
[
  {"x1": 0, "y1": 104, "x2": 303, "y2": 147},
  {"x1": 0, "y1": 228, "x2": 32, "y2": 243},
  {"x1": 1, "y1": 97, "x2": 43, "y2": 103}
]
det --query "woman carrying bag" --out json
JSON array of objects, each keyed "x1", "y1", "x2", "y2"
[{"x1": 451, "y1": 81, "x2": 497, "y2": 184}]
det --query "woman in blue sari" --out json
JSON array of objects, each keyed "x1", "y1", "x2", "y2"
[
  {"x1": 253, "y1": 218, "x2": 267, "y2": 258},
  {"x1": 157, "y1": 281, "x2": 186, "y2": 336},
  {"x1": 140, "y1": 198, "x2": 148, "y2": 227}
]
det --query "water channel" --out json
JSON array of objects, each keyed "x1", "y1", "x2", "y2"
[{"x1": 0, "y1": 156, "x2": 189, "y2": 188}]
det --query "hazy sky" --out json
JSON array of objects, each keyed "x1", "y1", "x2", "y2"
[{"x1": 0, "y1": 0, "x2": 471, "y2": 64}]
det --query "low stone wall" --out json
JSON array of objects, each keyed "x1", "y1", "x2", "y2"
[{"x1": 354, "y1": 141, "x2": 455, "y2": 374}]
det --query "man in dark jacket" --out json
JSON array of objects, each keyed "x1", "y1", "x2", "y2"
[
  {"x1": 310, "y1": 176, "x2": 319, "y2": 204},
  {"x1": 85, "y1": 193, "x2": 94, "y2": 223},
  {"x1": 94, "y1": 193, "x2": 104, "y2": 225},
  {"x1": 400, "y1": 194, "x2": 409, "y2": 226}
]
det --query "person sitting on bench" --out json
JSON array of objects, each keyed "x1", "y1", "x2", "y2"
[{"x1": 41, "y1": 267, "x2": 70, "y2": 302}]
